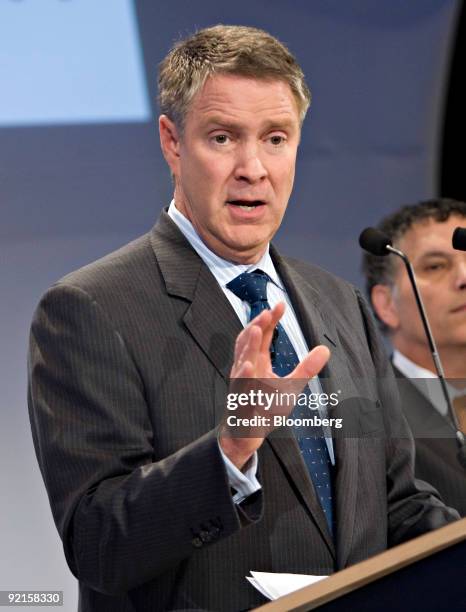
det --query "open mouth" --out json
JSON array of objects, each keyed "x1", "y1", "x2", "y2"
[{"x1": 227, "y1": 200, "x2": 265, "y2": 210}]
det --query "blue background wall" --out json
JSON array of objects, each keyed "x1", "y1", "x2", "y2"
[{"x1": 0, "y1": 1, "x2": 460, "y2": 608}]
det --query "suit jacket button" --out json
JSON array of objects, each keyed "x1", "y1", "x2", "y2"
[
  {"x1": 191, "y1": 536, "x2": 203, "y2": 548},
  {"x1": 199, "y1": 530, "x2": 212, "y2": 543}
]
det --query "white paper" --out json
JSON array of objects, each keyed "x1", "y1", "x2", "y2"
[
  {"x1": 246, "y1": 571, "x2": 328, "y2": 600},
  {"x1": 246, "y1": 576, "x2": 272, "y2": 600}
]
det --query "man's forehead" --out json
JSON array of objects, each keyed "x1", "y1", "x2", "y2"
[
  {"x1": 399, "y1": 216, "x2": 466, "y2": 255},
  {"x1": 186, "y1": 73, "x2": 300, "y2": 124}
]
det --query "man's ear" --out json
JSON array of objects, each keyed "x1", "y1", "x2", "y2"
[
  {"x1": 371, "y1": 284, "x2": 400, "y2": 330},
  {"x1": 159, "y1": 115, "x2": 181, "y2": 177}
]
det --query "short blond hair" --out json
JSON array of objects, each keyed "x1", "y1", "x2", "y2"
[{"x1": 158, "y1": 25, "x2": 311, "y2": 129}]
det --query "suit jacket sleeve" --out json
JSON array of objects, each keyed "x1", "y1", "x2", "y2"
[
  {"x1": 355, "y1": 289, "x2": 460, "y2": 544},
  {"x1": 27, "y1": 283, "x2": 256, "y2": 596}
]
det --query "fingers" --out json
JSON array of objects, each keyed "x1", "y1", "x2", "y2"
[
  {"x1": 234, "y1": 303, "x2": 282, "y2": 360},
  {"x1": 232, "y1": 325, "x2": 261, "y2": 377},
  {"x1": 260, "y1": 302, "x2": 285, "y2": 355},
  {"x1": 233, "y1": 359, "x2": 254, "y2": 379},
  {"x1": 232, "y1": 303, "x2": 286, "y2": 378},
  {"x1": 234, "y1": 309, "x2": 270, "y2": 362},
  {"x1": 291, "y1": 345, "x2": 330, "y2": 381}
]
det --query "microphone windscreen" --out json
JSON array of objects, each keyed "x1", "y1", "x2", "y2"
[
  {"x1": 452, "y1": 227, "x2": 466, "y2": 252},
  {"x1": 359, "y1": 227, "x2": 392, "y2": 256}
]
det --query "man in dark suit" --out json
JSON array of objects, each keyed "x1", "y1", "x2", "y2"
[
  {"x1": 28, "y1": 26, "x2": 458, "y2": 611},
  {"x1": 362, "y1": 199, "x2": 466, "y2": 516}
]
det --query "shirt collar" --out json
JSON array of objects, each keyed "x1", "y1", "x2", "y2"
[
  {"x1": 168, "y1": 200, "x2": 284, "y2": 291},
  {"x1": 392, "y1": 349, "x2": 466, "y2": 416},
  {"x1": 392, "y1": 350, "x2": 437, "y2": 380}
]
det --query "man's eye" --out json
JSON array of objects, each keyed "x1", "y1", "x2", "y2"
[
  {"x1": 269, "y1": 135, "x2": 286, "y2": 146},
  {"x1": 424, "y1": 263, "x2": 445, "y2": 271},
  {"x1": 213, "y1": 134, "x2": 229, "y2": 144}
]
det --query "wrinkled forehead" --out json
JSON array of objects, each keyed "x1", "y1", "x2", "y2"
[
  {"x1": 185, "y1": 73, "x2": 301, "y2": 126},
  {"x1": 398, "y1": 217, "x2": 465, "y2": 251}
]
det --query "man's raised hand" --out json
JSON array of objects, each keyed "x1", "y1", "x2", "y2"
[{"x1": 220, "y1": 303, "x2": 330, "y2": 469}]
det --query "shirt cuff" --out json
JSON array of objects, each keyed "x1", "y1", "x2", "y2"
[{"x1": 218, "y1": 443, "x2": 261, "y2": 504}]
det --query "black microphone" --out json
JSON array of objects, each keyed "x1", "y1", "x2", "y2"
[
  {"x1": 452, "y1": 227, "x2": 466, "y2": 251},
  {"x1": 359, "y1": 227, "x2": 392, "y2": 256},
  {"x1": 359, "y1": 227, "x2": 466, "y2": 469}
]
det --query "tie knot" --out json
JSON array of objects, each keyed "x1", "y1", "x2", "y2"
[{"x1": 227, "y1": 269, "x2": 270, "y2": 305}]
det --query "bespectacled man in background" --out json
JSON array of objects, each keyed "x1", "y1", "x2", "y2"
[{"x1": 363, "y1": 199, "x2": 466, "y2": 516}]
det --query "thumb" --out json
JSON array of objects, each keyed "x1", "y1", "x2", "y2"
[{"x1": 291, "y1": 345, "x2": 330, "y2": 381}]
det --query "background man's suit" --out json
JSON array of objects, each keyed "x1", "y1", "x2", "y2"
[
  {"x1": 28, "y1": 211, "x2": 457, "y2": 611},
  {"x1": 393, "y1": 367, "x2": 466, "y2": 516}
]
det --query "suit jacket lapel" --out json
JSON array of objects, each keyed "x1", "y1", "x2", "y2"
[
  {"x1": 270, "y1": 248, "x2": 359, "y2": 564},
  {"x1": 150, "y1": 211, "x2": 242, "y2": 381},
  {"x1": 393, "y1": 366, "x2": 458, "y2": 439}
]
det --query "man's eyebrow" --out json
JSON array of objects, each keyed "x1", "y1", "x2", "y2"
[
  {"x1": 262, "y1": 118, "x2": 297, "y2": 131},
  {"x1": 201, "y1": 116, "x2": 297, "y2": 131},
  {"x1": 201, "y1": 116, "x2": 240, "y2": 130},
  {"x1": 418, "y1": 250, "x2": 452, "y2": 259}
]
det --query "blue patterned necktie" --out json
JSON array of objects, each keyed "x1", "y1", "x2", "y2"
[{"x1": 227, "y1": 269, "x2": 334, "y2": 536}]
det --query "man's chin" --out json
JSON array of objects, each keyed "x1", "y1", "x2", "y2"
[{"x1": 221, "y1": 241, "x2": 269, "y2": 264}]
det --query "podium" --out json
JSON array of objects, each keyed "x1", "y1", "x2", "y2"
[{"x1": 254, "y1": 517, "x2": 466, "y2": 611}]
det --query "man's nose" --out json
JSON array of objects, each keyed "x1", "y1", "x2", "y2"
[
  {"x1": 455, "y1": 257, "x2": 466, "y2": 289},
  {"x1": 234, "y1": 144, "x2": 267, "y2": 183}
]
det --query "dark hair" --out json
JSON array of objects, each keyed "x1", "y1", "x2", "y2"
[{"x1": 361, "y1": 198, "x2": 466, "y2": 332}]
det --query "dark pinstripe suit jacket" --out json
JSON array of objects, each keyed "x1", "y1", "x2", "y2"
[
  {"x1": 28, "y1": 211, "x2": 458, "y2": 611},
  {"x1": 393, "y1": 367, "x2": 466, "y2": 517}
]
